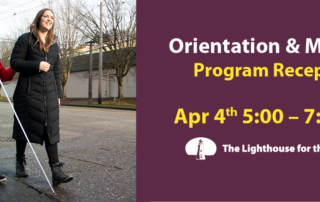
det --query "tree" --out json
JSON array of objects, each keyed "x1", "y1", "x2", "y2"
[
  {"x1": 73, "y1": 0, "x2": 136, "y2": 99},
  {"x1": 54, "y1": 0, "x2": 83, "y2": 97}
]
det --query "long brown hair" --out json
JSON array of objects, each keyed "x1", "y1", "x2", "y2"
[{"x1": 29, "y1": 8, "x2": 55, "y2": 52}]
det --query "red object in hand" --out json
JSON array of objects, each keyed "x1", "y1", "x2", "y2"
[{"x1": 0, "y1": 62, "x2": 16, "y2": 82}]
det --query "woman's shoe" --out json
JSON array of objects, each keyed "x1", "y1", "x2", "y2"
[
  {"x1": 0, "y1": 174, "x2": 6, "y2": 182},
  {"x1": 50, "y1": 163, "x2": 73, "y2": 186},
  {"x1": 16, "y1": 155, "x2": 28, "y2": 177}
]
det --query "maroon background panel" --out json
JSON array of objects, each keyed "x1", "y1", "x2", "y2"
[{"x1": 137, "y1": 0, "x2": 320, "y2": 201}]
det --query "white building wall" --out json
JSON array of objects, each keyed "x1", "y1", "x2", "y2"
[
  {"x1": 66, "y1": 70, "x2": 107, "y2": 98},
  {"x1": 1, "y1": 81, "x2": 17, "y2": 97},
  {"x1": 107, "y1": 75, "x2": 118, "y2": 98},
  {"x1": 123, "y1": 67, "x2": 136, "y2": 98},
  {"x1": 66, "y1": 66, "x2": 136, "y2": 98},
  {"x1": 1, "y1": 67, "x2": 136, "y2": 99}
]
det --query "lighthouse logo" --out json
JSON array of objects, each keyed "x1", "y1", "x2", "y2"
[{"x1": 185, "y1": 137, "x2": 217, "y2": 160}]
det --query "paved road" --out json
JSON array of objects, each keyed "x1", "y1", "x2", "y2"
[{"x1": 0, "y1": 102, "x2": 136, "y2": 202}]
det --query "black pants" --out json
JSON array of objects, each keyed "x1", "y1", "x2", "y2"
[{"x1": 16, "y1": 129, "x2": 59, "y2": 165}]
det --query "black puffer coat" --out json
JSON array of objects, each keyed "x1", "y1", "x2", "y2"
[{"x1": 10, "y1": 32, "x2": 62, "y2": 145}]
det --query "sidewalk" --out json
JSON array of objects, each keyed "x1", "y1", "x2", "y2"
[{"x1": 0, "y1": 104, "x2": 136, "y2": 202}]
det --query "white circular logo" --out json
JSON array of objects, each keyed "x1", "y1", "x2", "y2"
[{"x1": 185, "y1": 137, "x2": 217, "y2": 160}]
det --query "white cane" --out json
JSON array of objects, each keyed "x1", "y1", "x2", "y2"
[{"x1": 0, "y1": 79, "x2": 55, "y2": 195}]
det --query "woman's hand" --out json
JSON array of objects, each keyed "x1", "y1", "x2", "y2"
[
  {"x1": 39, "y1": 61, "x2": 50, "y2": 72},
  {"x1": 58, "y1": 98, "x2": 60, "y2": 106}
]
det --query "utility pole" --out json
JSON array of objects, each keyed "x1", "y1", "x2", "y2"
[
  {"x1": 87, "y1": 41, "x2": 93, "y2": 104},
  {"x1": 89, "y1": 42, "x2": 93, "y2": 104},
  {"x1": 98, "y1": 1, "x2": 103, "y2": 104}
]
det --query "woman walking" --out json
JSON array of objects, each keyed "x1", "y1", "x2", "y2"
[
  {"x1": 10, "y1": 8, "x2": 73, "y2": 186},
  {"x1": 0, "y1": 62, "x2": 16, "y2": 183}
]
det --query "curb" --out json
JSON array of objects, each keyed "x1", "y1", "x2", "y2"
[{"x1": 61, "y1": 103, "x2": 136, "y2": 111}]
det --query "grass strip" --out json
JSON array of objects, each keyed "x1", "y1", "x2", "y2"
[{"x1": 0, "y1": 98, "x2": 13, "y2": 102}]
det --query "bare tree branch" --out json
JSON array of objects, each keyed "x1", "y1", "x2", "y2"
[
  {"x1": 72, "y1": 0, "x2": 136, "y2": 98},
  {"x1": 55, "y1": 0, "x2": 83, "y2": 97}
]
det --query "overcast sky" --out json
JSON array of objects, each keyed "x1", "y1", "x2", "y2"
[
  {"x1": 0, "y1": 0, "x2": 102, "y2": 39},
  {"x1": 0, "y1": 0, "x2": 52, "y2": 38},
  {"x1": 0, "y1": 0, "x2": 133, "y2": 41}
]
